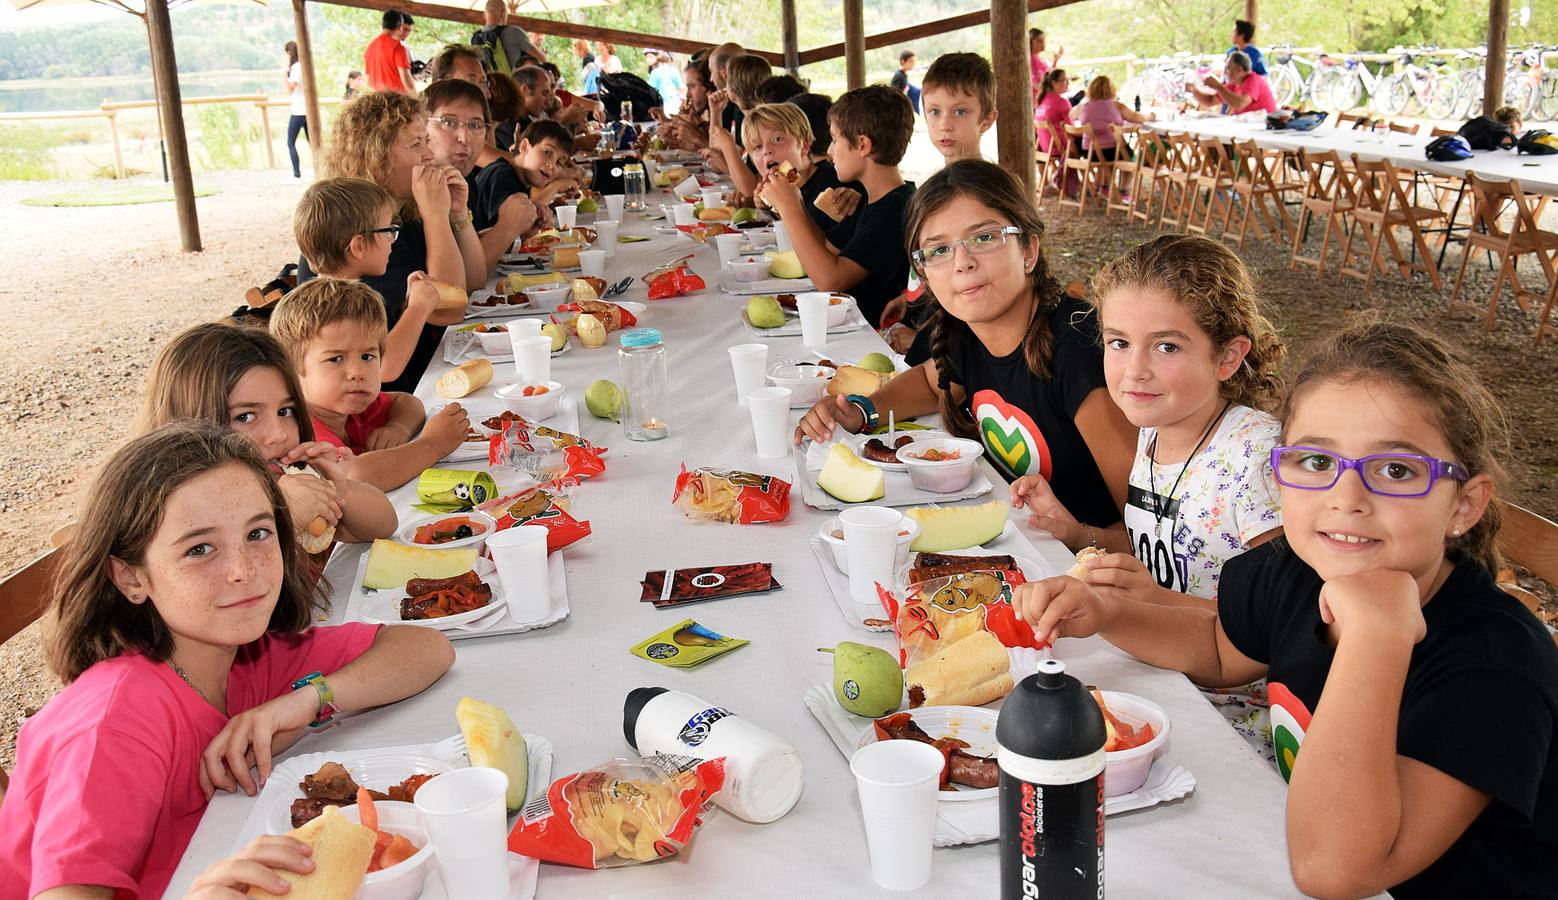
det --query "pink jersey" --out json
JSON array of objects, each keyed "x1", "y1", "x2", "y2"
[
  {"x1": 0, "y1": 624, "x2": 378, "y2": 898},
  {"x1": 1034, "y1": 91, "x2": 1072, "y2": 154}
]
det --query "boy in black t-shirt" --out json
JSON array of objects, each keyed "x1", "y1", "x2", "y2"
[
  {"x1": 758, "y1": 84, "x2": 916, "y2": 327},
  {"x1": 474, "y1": 119, "x2": 576, "y2": 239}
]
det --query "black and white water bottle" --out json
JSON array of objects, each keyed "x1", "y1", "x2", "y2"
[{"x1": 996, "y1": 659, "x2": 1107, "y2": 899}]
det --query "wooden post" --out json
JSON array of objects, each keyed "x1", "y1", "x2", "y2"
[
  {"x1": 843, "y1": 0, "x2": 865, "y2": 89},
  {"x1": 991, "y1": 0, "x2": 1034, "y2": 197},
  {"x1": 293, "y1": 0, "x2": 324, "y2": 158},
  {"x1": 1484, "y1": 0, "x2": 1509, "y2": 116},
  {"x1": 780, "y1": 0, "x2": 800, "y2": 76},
  {"x1": 258, "y1": 100, "x2": 277, "y2": 168},
  {"x1": 144, "y1": 0, "x2": 201, "y2": 252},
  {"x1": 105, "y1": 109, "x2": 125, "y2": 179},
  {"x1": 1243, "y1": 0, "x2": 1256, "y2": 25}
]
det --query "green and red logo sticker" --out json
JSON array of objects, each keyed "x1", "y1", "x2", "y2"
[
  {"x1": 1268, "y1": 682, "x2": 1312, "y2": 783},
  {"x1": 971, "y1": 390, "x2": 1051, "y2": 480}
]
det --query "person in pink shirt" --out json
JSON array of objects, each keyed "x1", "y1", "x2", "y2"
[
  {"x1": 0, "y1": 422, "x2": 454, "y2": 899},
  {"x1": 1071, "y1": 75, "x2": 1155, "y2": 198},
  {"x1": 1034, "y1": 68, "x2": 1072, "y2": 156},
  {"x1": 1193, "y1": 50, "x2": 1278, "y2": 114},
  {"x1": 1028, "y1": 27, "x2": 1063, "y2": 103}
]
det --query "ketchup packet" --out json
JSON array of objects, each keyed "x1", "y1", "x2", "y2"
[
  {"x1": 645, "y1": 263, "x2": 706, "y2": 300},
  {"x1": 489, "y1": 417, "x2": 607, "y2": 481},
  {"x1": 508, "y1": 755, "x2": 725, "y2": 868},
  {"x1": 876, "y1": 569, "x2": 1047, "y2": 670},
  {"x1": 475, "y1": 478, "x2": 591, "y2": 552},
  {"x1": 671, "y1": 466, "x2": 790, "y2": 524},
  {"x1": 640, "y1": 563, "x2": 780, "y2": 607}
]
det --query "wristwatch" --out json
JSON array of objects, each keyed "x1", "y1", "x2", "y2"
[
  {"x1": 450, "y1": 210, "x2": 473, "y2": 233},
  {"x1": 291, "y1": 670, "x2": 339, "y2": 729},
  {"x1": 845, "y1": 393, "x2": 880, "y2": 431}
]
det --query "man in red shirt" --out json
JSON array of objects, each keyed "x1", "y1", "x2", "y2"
[
  {"x1": 1193, "y1": 50, "x2": 1277, "y2": 114},
  {"x1": 364, "y1": 10, "x2": 416, "y2": 94}
]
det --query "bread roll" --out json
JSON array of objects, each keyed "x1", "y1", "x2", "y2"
[
  {"x1": 825, "y1": 364, "x2": 890, "y2": 398},
  {"x1": 697, "y1": 206, "x2": 734, "y2": 221},
  {"x1": 436, "y1": 358, "x2": 494, "y2": 399},
  {"x1": 429, "y1": 278, "x2": 468, "y2": 312},
  {"x1": 246, "y1": 806, "x2": 373, "y2": 900},
  {"x1": 813, "y1": 188, "x2": 846, "y2": 223},
  {"x1": 1068, "y1": 546, "x2": 1107, "y2": 579},
  {"x1": 552, "y1": 245, "x2": 582, "y2": 269},
  {"x1": 287, "y1": 463, "x2": 336, "y2": 555}
]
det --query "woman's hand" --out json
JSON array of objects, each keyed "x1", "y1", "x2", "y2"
[
  {"x1": 1010, "y1": 475, "x2": 1085, "y2": 548},
  {"x1": 1012, "y1": 575, "x2": 1112, "y2": 645},
  {"x1": 199, "y1": 687, "x2": 319, "y2": 798},
  {"x1": 794, "y1": 394, "x2": 865, "y2": 445},
  {"x1": 184, "y1": 835, "x2": 314, "y2": 899},
  {"x1": 411, "y1": 163, "x2": 453, "y2": 219}
]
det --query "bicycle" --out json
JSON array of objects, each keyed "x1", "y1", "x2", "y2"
[
  {"x1": 1120, "y1": 53, "x2": 1200, "y2": 111},
  {"x1": 1376, "y1": 50, "x2": 1459, "y2": 121},
  {"x1": 1268, "y1": 43, "x2": 1320, "y2": 107},
  {"x1": 1326, "y1": 53, "x2": 1390, "y2": 113},
  {"x1": 1503, "y1": 45, "x2": 1553, "y2": 120}
]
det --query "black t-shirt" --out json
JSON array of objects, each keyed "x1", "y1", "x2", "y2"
[
  {"x1": 835, "y1": 182, "x2": 914, "y2": 327},
  {"x1": 297, "y1": 215, "x2": 446, "y2": 395},
  {"x1": 722, "y1": 103, "x2": 743, "y2": 144},
  {"x1": 795, "y1": 160, "x2": 862, "y2": 233},
  {"x1": 1219, "y1": 543, "x2": 1558, "y2": 899},
  {"x1": 472, "y1": 160, "x2": 530, "y2": 234},
  {"x1": 890, "y1": 70, "x2": 909, "y2": 92},
  {"x1": 465, "y1": 163, "x2": 494, "y2": 231},
  {"x1": 941, "y1": 295, "x2": 1117, "y2": 527}
]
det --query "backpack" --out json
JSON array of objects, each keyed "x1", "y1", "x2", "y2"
[
  {"x1": 1425, "y1": 134, "x2": 1473, "y2": 161},
  {"x1": 1517, "y1": 129, "x2": 1558, "y2": 155},
  {"x1": 1457, "y1": 115, "x2": 1516, "y2": 151},
  {"x1": 471, "y1": 26, "x2": 514, "y2": 75},
  {"x1": 596, "y1": 72, "x2": 663, "y2": 122}
]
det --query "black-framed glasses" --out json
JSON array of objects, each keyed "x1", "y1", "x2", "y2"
[
  {"x1": 431, "y1": 115, "x2": 489, "y2": 136},
  {"x1": 912, "y1": 225, "x2": 1023, "y2": 268},
  {"x1": 1270, "y1": 446, "x2": 1469, "y2": 498},
  {"x1": 363, "y1": 225, "x2": 401, "y2": 242}
]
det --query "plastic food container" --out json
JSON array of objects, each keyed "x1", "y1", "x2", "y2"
[
  {"x1": 896, "y1": 437, "x2": 984, "y2": 494},
  {"x1": 395, "y1": 510, "x2": 498, "y2": 553},
  {"x1": 793, "y1": 291, "x2": 852, "y2": 327},
  {"x1": 473, "y1": 325, "x2": 509, "y2": 356},
  {"x1": 766, "y1": 362, "x2": 835, "y2": 407},
  {"x1": 338, "y1": 801, "x2": 434, "y2": 900},
  {"x1": 1098, "y1": 690, "x2": 1171, "y2": 797},
  {"x1": 730, "y1": 255, "x2": 770, "y2": 283},
  {"x1": 818, "y1": 514, "x2": 920, "y2": 575},
  {"x1": 525, "y1": 283, "x2": 571, "y2": 309},
  {"x1": 495, "y1": 380, "x2": 565, "y2": 421}
]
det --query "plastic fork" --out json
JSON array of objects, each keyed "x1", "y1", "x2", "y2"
[
  {"x1": 429, "y1": 732, "x2": 468, "y2": 761},
  {"x1": 602, "y1": 276, "x2": 634, "y2": 298}
]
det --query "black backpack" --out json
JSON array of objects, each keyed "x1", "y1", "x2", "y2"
[
  {"x1": 1517, "y1": 129, "x2": 1558, "y2": 155},
  {"x1": 596, "y1": 72, "x2": 663, "y2": 122},
  {"x1": 1458, "y1": 115, "x2": 1516, "y2": 151}
]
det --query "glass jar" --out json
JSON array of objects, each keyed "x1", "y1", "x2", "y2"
[
  {"x1": 619, "y1": 328, "x2": 669, "y2": 441},
  {"x1": 623, "y1": 162, "x2": 647, "y2": 211}
]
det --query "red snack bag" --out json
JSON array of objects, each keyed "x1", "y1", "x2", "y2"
[
  {"x1": 646, "y1": 263, "x2": 706, "y2": 300},
  {"x1": 507, "y1": 755, "x2": 725, "y2": 868},
  {"x1": 876, "y1": 568, "x2": 1047, "y2": 670},
  {"x1": 475, "y1": 479, "x2": 592, "y2": 552},
  {"x1": 490, "y1": 419, "x2": 608, "y2": 480},
  {"x1": 553, "y1": 300, "x2": 638, "y2": 331},
  {"x1": 671, "y1": 466, "x2": 790, "y2": 524}
]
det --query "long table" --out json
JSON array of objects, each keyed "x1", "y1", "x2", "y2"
[{"x1": 167, "y1": 190, "x2": 1305, "y2": 898}]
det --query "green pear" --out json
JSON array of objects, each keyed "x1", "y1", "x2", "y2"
[
  {"x1": 731, "y1": 206, "x2": 760, "y2": 225},
  {"x1": 576, "y1": 196, "x2": 599, "y2": 214},
  {"x1": 746, "y1": 295, "x2": 786, "y2": 329},
  {"x1": 585, "y1": 379, "x2": 624, "y2": 421},
  {"x1": 857, "y1": 351, "x2": 895, "y2": 374},
  {"x1": 819, "y1": 642, "x2": 903, "y2": 717}
]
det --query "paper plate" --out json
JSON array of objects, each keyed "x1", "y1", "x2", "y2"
[
  {"x1": 359, "y1": 556, "x2": 509, "y2": 630},
  {"x1": 854, "y1": 705, "x2": 1000, "y2": 801}
]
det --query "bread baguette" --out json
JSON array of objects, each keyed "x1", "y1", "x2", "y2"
[
  {"x1": 905, "y1": 630, "x2": 1013, "y2": 708},
  {"x1": 697, "y1": 206, "x2": 734, "y2": 221},
  {"x1": 246, "y1": 806, "x2": 373, "y2": 900},
  {"x1": 429, "y1": 278, "x2": 468, "y2": 312},
  {"x1": 436, "y1": 358, "x2": 494, "y2": 399},
  {"x1": 813, "y1": 187, "x2": 846, "y2": 223},
  {"x1": 287, "y1": 463, "x2": 336, "y2": 555},
  {"x1": 552, "y1": 245, "x2": 582, "y2": 269}
]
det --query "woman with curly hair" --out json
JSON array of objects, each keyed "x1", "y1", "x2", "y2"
[{"x1": 309, "y1": 90, "x2": 485, "y2": 392}]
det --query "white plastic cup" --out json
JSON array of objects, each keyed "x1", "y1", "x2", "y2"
[
  {"x1": 713, "y1": 233, "x2": 744, "y2": 271},
  {"x1": 701, "y1": 187, "x2": 725, "y2": 208},
  {"x1": 486, "y1": 524, "x2": 551, "y2": 621},
  {"x1": 673, "y1": 174, "x2": 700, "y2": 197},
  {"x1": 555, "y1": 204, "x2": 578, "y2": 230},
  {"x1": 671, "y1": 203, "x2": 697, "y2": 227},
  {"x1": 774, "y1": 219, "x2": 793, "y2": 251},
  {"x1": 579, "y1": 249, "x2": 607, "y2": 279},
  {"x1": 604, "y1": 193, "x2": 625, "y2": 220},
  {"x1": 512, "y1": 335, "x2": 552, "y2": 384},
  {"x1": 727, "y1": 343, "x2": 769, "y2": 407},
  {"x1": 746, "y1": 386, "x2": 792, "y2": 459},
  {"x1": 505, "y1": 319, "x2": 543, "y2": 351},
  {"x1": 839, "y1": 506, "x2": 903, "y2": 608},
  {"x1": 796, "y1": 292, "x2": 830, "y2": 348},
  {"x1": 414, "y1": 767, "x2": 511, "y2": 898},
  {"x1": 595, "y1": 220, "x2": 619, "y2": 257},
  {"x1": 849, "y1": 740, "x2": 943, "y2": 892}
]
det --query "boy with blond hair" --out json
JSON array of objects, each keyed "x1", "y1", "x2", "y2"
[
  {"x1": 292, "y1": 177, "x2": 463, "y2": 386},
  {"x1": 717, "y1": 102, "x2": 862, "y2": 231},
  {"x1": 759, "y1": 84, "x2": 915, "y2": 327},
  {"x1": 921, "y1": 52, "x2": 997, "y2": 164},
  {"x1": 271, "y1": 277, "x2": 471, "y2": 492}
]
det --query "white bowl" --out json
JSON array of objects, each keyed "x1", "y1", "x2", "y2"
[
  {"x1": 794, "y1": 291, "x2": 850, "y2": 327},
  {"x1": 730, "y1": 255, "x2": 770, "y2": 283},
  {"x1": 817, "y1": 514, "x2": 920, "y2": 576},
  {"x1": 525, "y1": 283, "x2": 571, "y2": 309},
  {"x1": 473, "y1": 325, "x2": 510, "y2": 356},
  {"x1": 766, "y1": 362, "x2": 835, "y2": 407},
  {"x1": 1099, "y1": 690, "x2": 1171, "y2": 797},
  {"x1": 495, "y1": 380, "x2": 564, "y2": 421},
  {"x1": 338, "y1": 801, "x2": 434, "y2": 900},
  {"x1": 394, "y1": 510, "x2": 497, "y2": 553},
  {"x1": 897, "y1": 437, "x2": 983, "y2": 494}
]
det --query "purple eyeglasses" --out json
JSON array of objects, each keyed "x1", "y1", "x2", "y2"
[{"x1": 1270, "y1": 446, "x2": 1469, "y2": 498}]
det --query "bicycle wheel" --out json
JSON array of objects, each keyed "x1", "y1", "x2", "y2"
[
  {"x1": 1377, "y1": 74, "x2": 1411, "y2": 116},
  {"x1": 1538, "y1": 71, "x2": 1558, "y2": 121},
  {"x1": 1451, "y1": 72, "x2": 1481, "y2": 119},
  {"x1": 1330, "y1": 72, "x2": 1364, "y2": 112},
  {"x1": 1426, "y1": 76, "x2": 1461, "y2": 121},
  {"x1": 1505, "y1": 78, "x2": 1536, "y2": 117},
  {"x1": 1270, "y1": 66, "x2": 1300, "y2": 107}
]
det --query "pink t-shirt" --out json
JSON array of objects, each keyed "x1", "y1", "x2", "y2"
[
  {"x1": 1229, "y1": 71, "x2": 1278, "y2": 114},
  {"x1": 1034, "y1": 92, "x2": 1072, "y2": 154},
  {"x1": 0, "y1": 624, "x2": 379, "y2": 899},
  {"x1": 1030, "y1": 54, "x2": 1049, "y2": 92},
  {"x1": 1076, "y1": 99, "x2": 1124, "y2": 149}
]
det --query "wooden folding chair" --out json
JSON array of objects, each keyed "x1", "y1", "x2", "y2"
[
  {"x1": 1333, "y1": 111, "x2": 1370, "y2": 130},
  {"x1": 1106, "y1": 125, "x2": 1141, "y2": 220},
  {"x1": 1230, "y1": 138, "x2": 1302, "y2": 248},
  {"x1": 1449, "y1": 173, "x2": 1558, "y2": 333},
  {"x1": 1538, "y1": 275, "x2": 1558, "y2": 345},
  {"x1": 1385, "y1": 120, "x2": 1422, "y2": 135},
  {"x1": 1034, "y1": 121, "x2": 1065, "y2": 213},
  {"x1": 1337, "y1": 155, "x2": 1447, "y2": 290},
  {"x1": 1156, "y1": 133, "x2": 1201, "y2": 231},
  {"x1": 1493, "y1": 500, "x2": 1558, "y2": 640},
  {"x1": 1125, "y1": 128, "x2": 1174, "y2": 227},
  {"x1": 0, "y1": 549, "x2": 59, "y2": 799},
  {"x1": 1290, "y1": 149, "x2": 1356, "y2": 276},
  {"x1": 1059, "y1": 124, "x2": 1111, "y2": 216},
  {"x1": 1186, "y1": 136, "x2": 1237, "y2": 237}
]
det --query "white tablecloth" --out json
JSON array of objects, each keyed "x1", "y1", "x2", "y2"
[{"x1": 166, "y1": 191, "x2": 1305, "y2": 898}]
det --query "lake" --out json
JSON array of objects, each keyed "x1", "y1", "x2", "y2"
[{"x1": 0, "y1": 71, "x2": 307, "y2": 113}]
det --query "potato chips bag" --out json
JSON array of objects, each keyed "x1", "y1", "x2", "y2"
[
  {"x1": 475, "y1": 479, "x2": 591, "y2": 553},
  {"x1": 876, "y1": 569, "x2": 1047, "y2": 671},
  {"x1": 508, "y1": 755, "x2": 725, "y2": 868},
  {"x1": 671, "y1": 466, "x2": 790, "y2": 524},
  {"x1": 490, "y1": 419, "x2": 607, "y2": 481}
]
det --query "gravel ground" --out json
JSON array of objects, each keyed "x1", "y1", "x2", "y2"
[{"x1": 1, "y1": 147, "x2": 1555, "y2": 772}]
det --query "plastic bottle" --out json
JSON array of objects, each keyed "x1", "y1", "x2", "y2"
[
  {"x1": 995, "y1": 659, "x2": 1107, "y2": 899},
  {"x1": 623, "y1": 687, "x2": 805, "y2": 823},
  {"x1": 623, "y1": 161, "x2": 647, "y2": 211},
  {"x1": 618, "y1": 327, "x2": 669, "y2": 441}
]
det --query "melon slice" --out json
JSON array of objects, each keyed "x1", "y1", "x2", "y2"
[
  {"x1": 905, "y1": 499, "x2": 1007, "y2": 552},
  {"x1": 456, "y1": 697, "x2": 529, "y2": 811},
  {"x1": 817, "y1": 442, "x2": 885, "y2": 503},
  {"x1": 361, "y1": 539, "x2": 478, "y2": 590}
]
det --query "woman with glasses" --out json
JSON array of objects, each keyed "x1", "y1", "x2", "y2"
[
  {"x1": 1013, "y1": 317, "x2": 1558, "y2": 899},
  {"x1": 795, "y1": 159, "x2": 1137, "y2": 539}
]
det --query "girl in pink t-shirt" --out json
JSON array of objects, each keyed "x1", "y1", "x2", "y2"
[
  {"x1": 0, "y1": 422, "x2": 454, "y2": 899},
  {"x1": 1070, "y1": 76, "x2": 1156, "y2": 195}
]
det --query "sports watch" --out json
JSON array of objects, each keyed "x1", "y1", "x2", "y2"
[
  {"x1": 845, "y1": 393, "x2": 880, "y2": 431},
  {"x1": 291, "y1": 670, "x2": 339, "y2": 729}
]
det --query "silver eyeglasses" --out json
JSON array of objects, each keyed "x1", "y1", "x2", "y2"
[
  {"x1": 1270, "y1": 446, "x2": 1469, "y2": 498},
  {"x1": 431, "y1": 116, "x2": 488, "y2": 136},
  {"x1": 911, "y1": 225, "x2": 1023, "y2": 268}
]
